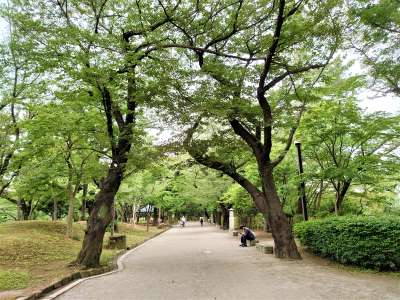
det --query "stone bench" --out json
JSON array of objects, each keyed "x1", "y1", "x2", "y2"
[
  {"x1": 108, "y1": 235, "x2": 127, "y2": 250},
  {"x1": 247, "y1": 239, "x2": 259, "y2": 247},
  {"x1": 255, "y1": 243, "x2": 274, "y2": 254}
]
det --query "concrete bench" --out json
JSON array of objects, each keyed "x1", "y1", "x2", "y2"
[
  {"x1": 255, "y1": 243, "x2": 274, "y2": 254},
  {"x1": 247, "y1": 239, "x2": 259, "y2": 247},
  {"x1": 108, "y1": 235, "x2": 127, "y2": 250}
]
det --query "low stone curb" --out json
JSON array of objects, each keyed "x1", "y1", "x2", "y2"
[{"x1": 17, "y1": 227, "x2": 170, "y2": 300}]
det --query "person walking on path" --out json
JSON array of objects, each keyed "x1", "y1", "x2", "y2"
[
  {"x1": 239, "y1": 225, "x2": 255, "y2": 247},
  {"x1": 180, "y1": 215, "x2": 186, "y2": 227},
  {"x1": 200, "y1": 217, "x2": 204, "y2": 227}
]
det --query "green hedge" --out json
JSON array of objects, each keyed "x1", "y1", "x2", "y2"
[{"x1": 293, "y1": 216, "x2": 400, "y2": 270}]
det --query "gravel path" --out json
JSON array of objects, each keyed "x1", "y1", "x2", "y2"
[{"x1": 53, "y1": 222, "x2": 400, "y2": 300}]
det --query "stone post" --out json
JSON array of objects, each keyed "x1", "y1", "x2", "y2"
[{"x1": 229, "y1": 208, "x2": 235, "y2": 232}]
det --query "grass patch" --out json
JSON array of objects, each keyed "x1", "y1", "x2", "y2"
[
  {"x1": 0, "y1": 220, "x2": 163, "y2": 297},
  {"x1": 0, "y1": 270, "x2": 29, "y2": 291},
  {"x1": 0, "y1": 198, "x2": 17, "y2": 224}
]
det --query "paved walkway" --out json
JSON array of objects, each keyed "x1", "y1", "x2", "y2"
[{"x1": 52, "y1": 223, "x2": 400, "y2": 300}]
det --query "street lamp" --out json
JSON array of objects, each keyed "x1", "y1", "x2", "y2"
[{"x1": 295, "y1": 141, "x2": 308, "y2": 221}]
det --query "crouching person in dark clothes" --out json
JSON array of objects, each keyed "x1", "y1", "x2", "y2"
[{"x1": 239, "y1": 225, "x2": 256, "y2": 247}]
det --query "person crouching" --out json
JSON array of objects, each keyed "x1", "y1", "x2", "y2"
[{"x1": 239, "y1": 225, "x2": 255, "y2": 247}]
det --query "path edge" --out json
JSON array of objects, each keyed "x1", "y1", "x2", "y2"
[{"x1": 17, "y1": 227, "x2": 171, "y2": 300}]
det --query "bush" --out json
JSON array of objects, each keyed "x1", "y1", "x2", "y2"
[{"x1": 293, "y1": 216, "x2": 400, "y2": 270}]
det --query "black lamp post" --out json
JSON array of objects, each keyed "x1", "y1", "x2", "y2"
[{"x1": 295, "y1": 141, "x2": 308, "y2": 221}]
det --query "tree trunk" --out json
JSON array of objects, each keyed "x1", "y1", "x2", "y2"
[
  {"x1": 80, "y1": 183, "x2": 88, "y2": 221},
  {"x1": 263, "y1": 214, "x2": 271, "y2": 232},
  {"x1": 131, "y1": 204, "x2": 137, "y2": 228},
  {"x1": 335, "y1": 180, "x2": 351, "y2": 215},
  {"x1": 146, "y1": 213, "x2": 150, "y2": 232},
  {"x1": 66, "y1": 167, "x2": 75, "y2": 238},
  {"x1": 28, "y1": 200, "x2": 35, "y2": 220},
  {"x1": 223, "y1": 209, "x2": 229, "y2": 230},
  {"x1": 261, "y1": 166, "x2": 301, "y2": 259},
  {"x1": 53, "y1": 197, "x2": 58, "y2": 221},
  {"x1": 110, "y1": 202, "x2": 115, "y2": 237},
  {"x1": 215, "y1": 212, "x2": 221, "y2": 226},
  {"x1": 16, "y1": 198, "x2": 23, "y2": 221},
  {"x1": 75, "y1": 167, "x2": 123, "y2": 267},
  {"x1": 152, "y1": 207, "x2": 158, "y2": 226}
]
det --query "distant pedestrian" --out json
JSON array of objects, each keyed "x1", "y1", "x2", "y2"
[
  {"x1": 180, "y1": 215, "x2": 186, "y2": 227},
  {"x1": 239, "y1": 225, "x2": 255, "y2": 247},
  {"x1": 200, "y1": 217, "x2": 204, "y2": 227}
]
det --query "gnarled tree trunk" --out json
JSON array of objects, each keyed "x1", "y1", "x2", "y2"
[
  {"x1": 75, "y1": 166, "x2": 123, "y2": 267},
  {"x1": 260, "y1": 166, "x2": 300, "y2": 258}
]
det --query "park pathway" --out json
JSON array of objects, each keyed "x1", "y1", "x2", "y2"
[{"x1": 51, "y1": 223, "x2": 400, "y2": 300}]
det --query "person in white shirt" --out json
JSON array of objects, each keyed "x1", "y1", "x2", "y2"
[{"x1": 180, "y1": 215, "x2": 186, "y2": 227}]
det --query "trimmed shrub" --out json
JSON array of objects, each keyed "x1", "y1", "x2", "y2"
[{"x1": 294, "y1": 216, "x2": 400, "y2": 270}]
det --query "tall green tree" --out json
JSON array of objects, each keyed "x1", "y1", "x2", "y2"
[
  {"x1": 300, "y1": 99, "x2": 400, "y2": 214},
  {"x1": 163, "y1": 0, "x2": 344, "y2": 258},
  {"x1": 7, "y1": 0, "x2": 182, "y2": 266}
]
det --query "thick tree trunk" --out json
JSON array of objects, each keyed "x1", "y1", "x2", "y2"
[
  {"x1": 261, "y1": 166, "x2": 301, "y2": 259},
  {"x1": 75, "y1": 167, "x2": 122, "y2": 267}
]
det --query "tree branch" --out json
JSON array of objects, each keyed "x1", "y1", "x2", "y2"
[
  {"x1": 229, "y1": 119, "x2": 263, "y2": 157},
  {"x1": 183, "y1": 121, "x2": 267, "y2": 212},
  {"x1": 263, "y1": 63, "x2": 325, "y2": 92}
]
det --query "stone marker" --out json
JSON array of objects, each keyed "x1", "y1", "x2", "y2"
[
  {"x1": 108, "y1": 235, "x2": 127, "y2": 249},
  {"x1": 229, "y1": 208, "x2": 235, "y2": 232}
]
